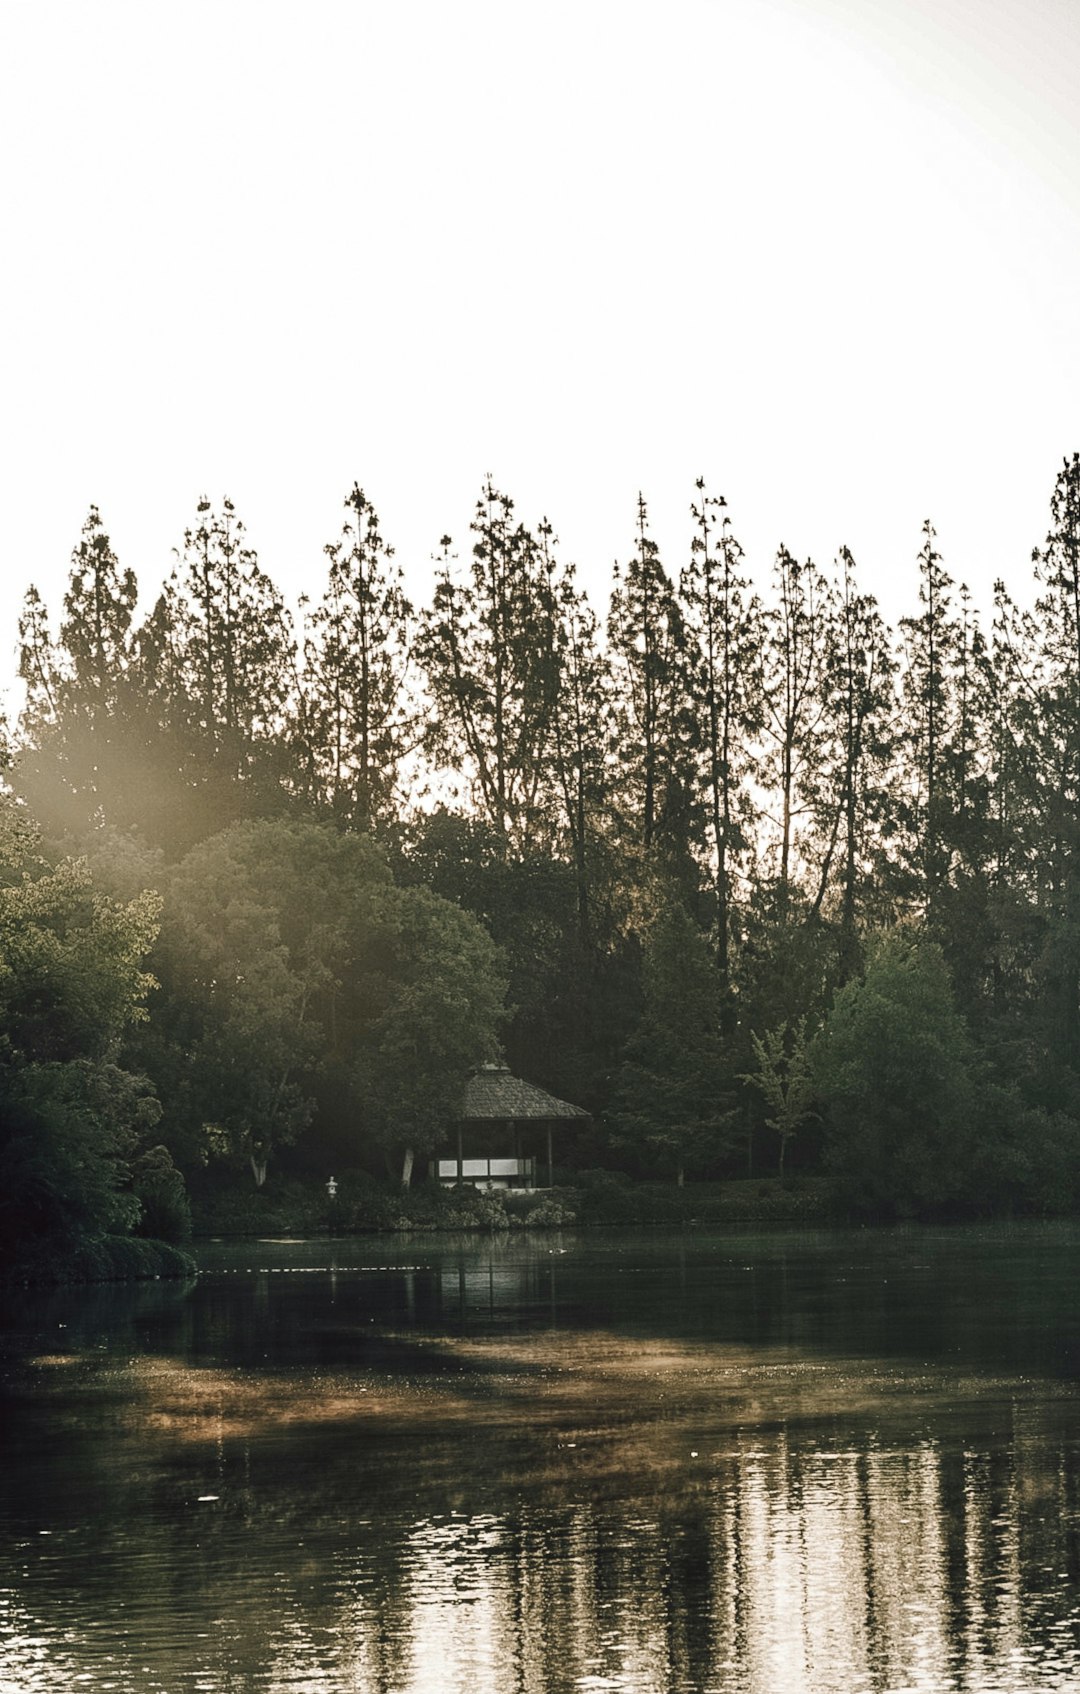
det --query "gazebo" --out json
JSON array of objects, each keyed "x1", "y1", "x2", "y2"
[{"x1": 432, "y1": 1063, "x2": 590, "y2": 1190}]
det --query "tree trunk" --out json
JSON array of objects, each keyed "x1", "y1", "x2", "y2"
[
  {"x1": 400, "y1": 1145, "x2": 415, "y2": 1189},
  {"x1": 250, "y1": 1154, "x2": 267, "y2": 1188}
]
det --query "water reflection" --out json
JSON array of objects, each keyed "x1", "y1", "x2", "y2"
[{"x1": 2, "y1": 1228, "x2": 1080, "y2": 1692}]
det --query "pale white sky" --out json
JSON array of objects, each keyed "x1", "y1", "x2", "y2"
[{"x1": 2, "y1": 0, "x2": 1079, "y2": 701}]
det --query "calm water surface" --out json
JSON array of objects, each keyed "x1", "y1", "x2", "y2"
[{"x1": 2, "y1": 1224, "x2": 1079, "y2": 1693}]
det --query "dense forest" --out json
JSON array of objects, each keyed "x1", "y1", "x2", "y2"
[{"x1": 6, "y1": 459, "x2": 1080, "y2": 1268}]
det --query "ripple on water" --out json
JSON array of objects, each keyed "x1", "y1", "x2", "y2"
[{"x1": 3, "y1": 1228, "x2": 1080, "y2": 1692}]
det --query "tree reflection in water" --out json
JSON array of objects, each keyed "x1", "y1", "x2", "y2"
[{"x1": 1, "y1": 1228, "x2": 1080, "y2": 1692}]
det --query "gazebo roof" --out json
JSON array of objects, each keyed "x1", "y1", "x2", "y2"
[{"x1": 462, "y1": 1063, "x2": 590, "y2": 1122}]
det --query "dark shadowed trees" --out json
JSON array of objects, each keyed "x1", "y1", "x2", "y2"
[
  {"x1": 147, "y1": 818, "x2": 506, "y2": 1187},
  {"x1": 0, "y1": 796, "x2": 163, "y2": 1267},
  {"x1": 15, "y1": 510, "x2": 144, "y2": 839},
  {"x1": 417, "y1": 482, "x2": 560, "y2": 855},
  {"x1": 296, "y1": 485, "x2": 414, "y2": 829},
  {"x1": 813, "y1": 932, "x2": 977, "y2": 1217},
  {"x1": 759, "y1": 546, "x2": 832, "y2": 918},
  {"x1": 809, "y1": 548, "x2": 897, "y2": 965},
  {"x1": 608, "y1": 495, "x2": 700, "y2": 888},
  {"x1": 681, "y1": 481, "x2": 762, "y2": 991},
  {"x1": 612, "y1": 898, "x2": 733, "y2": 1184}
]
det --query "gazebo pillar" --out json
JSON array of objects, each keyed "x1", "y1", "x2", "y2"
[
  {"x1": 456, "y1": 1123, "x2": 463, "y2": 1185},
  {"x1": 546, "y1": 1122, "x2": 553, "y2": 1190}
]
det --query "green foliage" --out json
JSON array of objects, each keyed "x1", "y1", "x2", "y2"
[
  {"x1": 188, "y1": 1171, "x2": 331, "y2": 1235},
  {"x1": 506, "y1": 1192, "x2": 578, "y2": 1227},
  {"x1": 417, "y1": 482, "x2": 560, "y2": 852},
  {"x1": 608, "y1": 496, "x2": 700, "y2": 882},
  {"x1": 131, "y1": 1143, "x2": 192, "y2": 1243},
  {"x1": 681, "y1": 481, "x2": 762, "y2": 989},
  {"x1": 325, "y1": 1172, "x2": 513, "y2": 1233},
  {"x1": 813, "y1": 931, "x2": 980, "y2": 1217},
  {"x1": 355, "y1": 882, "x2": 506, "y2": 1176},
  {"x1": 393, "y1": 813, "x2": 626, "y2": 1112},
  {"x1": 613, "y1": 898, "x2": 735, "y2": 1181},
  {"x1": 0, "y1": 798, "x2": 168, "y2": 1273},
  {"x1": 148, "y1": 817, "x2": 506, "y2": 1186},
  {"x1": 167, "y1": 496, "x2": 294, "y2": 762},
  {"x1": 0, "y1": 1062, "x2": 152, "y2": 1262},
  {"x1": 14, "y1": 511, "x2": 143, "y2": 840},
  {"x1": 151, "y1": 817, "x2": 364, "y2": 1181},
  {"x1": 743, "y1": 1018, "x2": 815, "y2": 1179},
  {"x1": 0, "y1": 857, "x2": 159, "y2": 1063},
  {"x1": 760, "y1": 547, "x2": 832, "y2": 911},
  {"x1": 14, "y1": 457, "x2": 1080, "y2": 1228},
  {"x1": 296, "y1": 485, "x2": 413, "y2": 828},
  {"x1": 812, "y1": 549, "x2": 896, "y2": 959},
  {"x1": 7, "y1": 1232, "x2": 195, "y2": 1286}
]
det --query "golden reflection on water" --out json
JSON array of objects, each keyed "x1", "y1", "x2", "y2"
[
  {"x1": 5, "y1": 1233, "x2": 1080, "y2": 1694},
  {"x1": 26, "y1": 1324, "x2": 1066, "y2": 1460},
  {"x1": 5, "y1": 1333, "x2": 1080, "y2": 1691}
]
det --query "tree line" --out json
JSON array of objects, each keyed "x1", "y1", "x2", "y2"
[{"x1": 7, "y1": 460, "x2": 1080, "y2": 1263}]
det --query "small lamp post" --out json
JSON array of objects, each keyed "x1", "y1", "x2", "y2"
[{"x1": 326, "y1": 1176, "x2": 338, "y2": 1200}]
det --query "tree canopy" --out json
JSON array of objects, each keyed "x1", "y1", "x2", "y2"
[{"x1": 11, "y1": 459, "x2": 1080, "y2": 1242}]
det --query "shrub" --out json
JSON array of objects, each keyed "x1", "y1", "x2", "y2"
[
  {"x1": 132, "y1": 1145, "x2": 192, "y2": 1243},
  {"x1": 521, "y1": 1196, "x2": 577, "y2": 1227},
  {"x1": 5, "y1": 1233, "x2": 196, "y2": 1285}
]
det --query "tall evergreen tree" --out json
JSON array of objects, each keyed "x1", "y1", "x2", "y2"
[
  {"x1": 17, "y1": 585, "x2": 58, "y2": 746},
  {"x1": 982, "y1": 579, "x2": 1055, "y2": 1074},
  {"x1": 297, "y1": 485, "x2": 413, "y2": 830},
  {"x1": 1025, "y1": 455, "x2": 1080, "y2": 1084},
  {"x1": 15, "y1": 510, "x2": 143, "y2": 837},
  {"x1": 898, "y1": 521, "x2": 958, "y2": 919},
  {"x1": 759, "y1": 546, "x2": 832, "y2": 915},
  {"x1": 165, "y1": 496, "x2": 295, "y2": 781},
  {"x1": 608, "y1": 494, "x2": 699, "y2": 884},
  {"x1": 417, "y1": 480, "x2": 560, "y2": 854},
  {"x1": 57, "y1": 507, "x2": 138, "y2": 734},
  {"x1": 680, "y1": 481, "x2": 762, "y2": 989},
  {"x1": 545, "y1": 532, "x2": 611, "y2": 937},
  {"x1": 806, "y1": 548, "x2": 897, "y2": 958}
]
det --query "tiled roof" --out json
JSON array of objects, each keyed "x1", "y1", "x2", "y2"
[{"x1": 462, "y1": 1063, "x2": 590, "y2": 1121}]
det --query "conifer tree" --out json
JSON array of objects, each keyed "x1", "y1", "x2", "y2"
[
  {"x1": 898, "y1": 521, "x2": 958, "y2": 918},
  {"x1": 759, "y1": 546, "x2": 832, "y2": 915},
  {"x1": 545, "y1": 532, "x2": 611, "y2": 936},
  {"x1": 806, "y1": 548, "x2": 896, "y2": 957},
  {"x1": 1026, "y1": 454, "x2": 1080, "y2": 1070},
  {"x1": 57, "y1": 507, "x2": 138, "y2": 734},
  {"x1": 608, "y1": 494, "x2": 699, "y2": 882},
  {"x1": 680, "y1": 480, "x2": 762, "y2": 988},
  {"x1": 417, "y1": 480, "x2": 560, "y2": 854},
  {"x1": 298, "y1": 484, "x2": 413, "y2": 830},
  {"x1": 164, "y1": 496, "x2": 295, "y2": 782},
  {"x1": 15, "y1": 511, "x2": 142, "y2": 835},
  {"x1": 982, "y1": 580, "x2": 1047, "y2": 1052},
  {"x1": 17, "y1": 585, "x2": 58, "y2": 744}
]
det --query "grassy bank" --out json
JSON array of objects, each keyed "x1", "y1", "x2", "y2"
[
  {"x1": 190, "y1": 1170, "x2": 833, "y2": 1236},
  {"x1": 4, "y1": 1235, "x2": 197, "y2": 1286}
]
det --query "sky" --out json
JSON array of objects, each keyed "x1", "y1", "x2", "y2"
[{"x1": 2, "y1": 0, "x2": 1079, "y2": 706}]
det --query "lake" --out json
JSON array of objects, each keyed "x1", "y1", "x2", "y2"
[{"x1": 1, "y1": 1224, "x2": 1079, "y2": 1693}]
